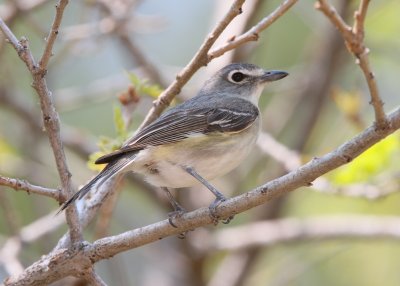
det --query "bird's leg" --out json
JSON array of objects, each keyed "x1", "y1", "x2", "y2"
[
  {"x1": 161, "y1": 187, "x2": 186, "y2": 228},
  {"x1": 182, "y1": 166, "x2": 234, "y2": 224}
]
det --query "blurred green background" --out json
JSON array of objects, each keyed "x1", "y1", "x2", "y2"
[{"x1": 0, "y1": 0, "x2": 399, "y2": 285}]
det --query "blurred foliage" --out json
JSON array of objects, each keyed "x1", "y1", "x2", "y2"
[
  {"x1": 127, "y1": 72, "x2": 163, "y2": 99},
  {"x1": 330, "y1": 134, "x2": 400, "y2": 184},
  {"x1": 87, "y1": 105, "x2": 129, "y2": 171}
]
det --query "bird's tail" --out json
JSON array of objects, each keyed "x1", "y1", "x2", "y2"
[{"x1": 58, "y1": 154, "x2": 136, "y2": 213}]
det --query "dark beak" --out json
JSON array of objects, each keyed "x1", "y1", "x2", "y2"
[{"x1": 260, "y1": 70, "x2": 288, "y2": 82}]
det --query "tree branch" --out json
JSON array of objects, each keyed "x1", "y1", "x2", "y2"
[
  {"x1": 0, "y1": 1, "x2": 82, "y2": 244},
  {"x1": 0, "y1": 175, "x2": 60, "y2": 201},
  {"x1": 5, "y1": 107, "x2": 399, "y2": 286},
  {"x1": 86, "y1": 107, "x2": 400, "y2": 260},
  {"x1": 315, "y1": 0, "x2": 388, "y2": 129},
  {"x1": 137, "y1": 0, "x2": 245, "y2": 130},
  {"x1": 38, "y1": 0, "x2": 68, "y2": 71},
  {"x1": 208, "y1": 0, "x2": 298, "y2": 60},
  {"x1": 138, "y1": 0, "x2": 297, "y2": 130}
]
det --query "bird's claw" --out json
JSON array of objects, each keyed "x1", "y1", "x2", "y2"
[
  {"x1": 208, "y1": 197, "x2": 234, "y2": 225},
  {"x1": 168, "y1": 208, "x2": 186, "y2": 228}
]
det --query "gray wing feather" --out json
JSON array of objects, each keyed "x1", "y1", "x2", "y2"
[{"x1": 95, "y1": 97, "x2": 259, "y2": 164}]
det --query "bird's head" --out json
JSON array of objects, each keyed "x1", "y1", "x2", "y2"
[{"x1": 201, "y1": 63, "x2": 288, "y2": 104}]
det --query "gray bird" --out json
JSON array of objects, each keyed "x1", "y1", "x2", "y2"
[{"x1": 60, "y1": 63, "x2": 288, "y2": 221}]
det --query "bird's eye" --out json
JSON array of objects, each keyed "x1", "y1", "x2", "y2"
[{"x1": 230, "y1": 72, "x2": 245, "y2": 83}]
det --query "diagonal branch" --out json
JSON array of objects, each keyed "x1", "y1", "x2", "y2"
[
  {"x1": 5, "y1": 107, "x2": 399, "y2": 286},
  {"x1": 315, "y1": 0, "x2": 388, "y2": 129},
  {"x1": 138, "y1": 0, "x2": 297, "y2": 130},
  {"x1": 208, "y1": 0, "x2": 298, "y2": 60},
  {"x1": 137, "y1": 0, "x2": 245, "y2": 130},
  {"x1": 87, "y1": 107, "x2": 400, "y2": 260}
]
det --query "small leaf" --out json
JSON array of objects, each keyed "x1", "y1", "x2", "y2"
[
  {"x1": 87, "y1": 151, "x2": 107, "y2": 171},
  {"x1": 127, "y1": 72, "x2": 142, "y2": 88},
  {"x1": 142, "y1": 84, "x2": 163, "y2": 98},
  {"x1": 113, "y1": 105, "x2": 127, "y2": 138},
  {"x1": 126, "y1": 71, "x2": 163, "y2": 98}
]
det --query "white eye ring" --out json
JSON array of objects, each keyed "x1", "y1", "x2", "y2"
[{"x1": 228, "y1": 70, "x2": 247, "y2": 83}]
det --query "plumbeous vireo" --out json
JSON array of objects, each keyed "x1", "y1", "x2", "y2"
[{"x1": 60, "y1": 63, "x2": 288, "y2": 218}]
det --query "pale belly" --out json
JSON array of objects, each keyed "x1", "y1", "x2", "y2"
[{"x1": 129, "y1": 122, "x2": 259, "y2": 188}]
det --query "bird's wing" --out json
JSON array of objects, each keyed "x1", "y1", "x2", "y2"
[{"x1": 95, "y1": 100, "x2": 259, "y2": 164}]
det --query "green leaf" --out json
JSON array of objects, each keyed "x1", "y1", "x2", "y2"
[
  {"x1": 142, "y1": 84, "x2": 163, "y2": 98},
  {"x1": 87, "y1": 151, "x2": 106, "y2": 171},
  {"x1": 127, "y1": 71, "x2": 163, "y2": 98},
  {"x1": 88, "y1": 73, "x2": 163, "y2": 169},
  {"x1": 113, "y1": 105, "x2": 127, "y2": 138},
  {"x1": 329, "y1": 134, "x2": 400, "y2": 185},
  {"x1": 127, "y1": 72, "x2": 142, "y2": 87}
]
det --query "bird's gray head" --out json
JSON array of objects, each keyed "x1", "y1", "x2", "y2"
[{"x1": 200, "y1": 63, "x2": 288, "y2": 104}]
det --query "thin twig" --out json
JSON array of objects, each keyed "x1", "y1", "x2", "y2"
[
  {"x1": 0, "y1": 2, "x2": 82, "y2": 244},
  {"x1": 137, "y1": 0, "x2": 246, "y2": 130},
  {"x1": 138, "y1": 0, "x2": 297, "y2": 130},
  {"x1": 0, "y1": 17, "x2": 20, "y2": 48},
  {"x1": 209, "y1": 0, "x2": 298, "y2": 60},
  {"x1": 38, "y1": 0, "x2": 69, "y2": 71},
  {"x1": 0, "y1": 20, "x2": 36, "y2": 70},
  {"x1": 0, "y1": 175, "x2": 60, "y2": 201},
  {"x1": 353, "y1": 0, "x2": 369, "y2": 37},
  {"x1": 315, "y1": 0, "x2": 388, "y2": 129}
]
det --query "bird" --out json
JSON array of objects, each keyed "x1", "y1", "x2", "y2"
[{"x1": 59, "y1": 63, "x2": 288, "y2": 222}]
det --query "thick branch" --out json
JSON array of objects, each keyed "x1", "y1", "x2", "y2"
[
  {"x1": 6, "y1": 108, "x2": 399, "y2": 285},
  {"x1": 0, "y1": 175, "x2": 60, "y2": 201},
  {"x1": 87, "y1": 107, "x2": 400, "y2": 261}
]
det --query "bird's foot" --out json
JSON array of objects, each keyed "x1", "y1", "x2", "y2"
[
  {"x1": 168, "y1": 206, "x2": 186, "y2": 228},
  {"x1": 208, "y1": 196, "x2": 234, "y2": 225}
]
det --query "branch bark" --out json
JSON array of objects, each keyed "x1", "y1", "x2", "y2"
[
  {"x1": 0, "y1": 175, "x2": 60, "y2": 201},
  {"x1": 5, "y1": 107, "x2": 400, "y2": 286},
  {"x1": 0, "y1": 0, "x2": 82, "y2": 244},
  {"x1": 315, "y1": 0, "x2": 388, "y2": 129},
  {"x1": 137, "y1": 0, "x2": 246, "y2": 130},
  {"x1": 137, "y1": 0, "x2": 297, "y2": 130},
  {"x1": 87, "y1": 107, "x2": 400, "y2": 260},
  {"x1": 208, "y1": 0, "x2": 298, "y2": 60}
]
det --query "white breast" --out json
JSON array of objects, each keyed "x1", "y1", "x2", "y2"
[{"x1": 129, "y1": 119, "x2": 260, "y2": 188}]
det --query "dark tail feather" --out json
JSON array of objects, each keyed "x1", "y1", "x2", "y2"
[{"x1": 57, "y1": 154, "x2": 135, "y2": 214}]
